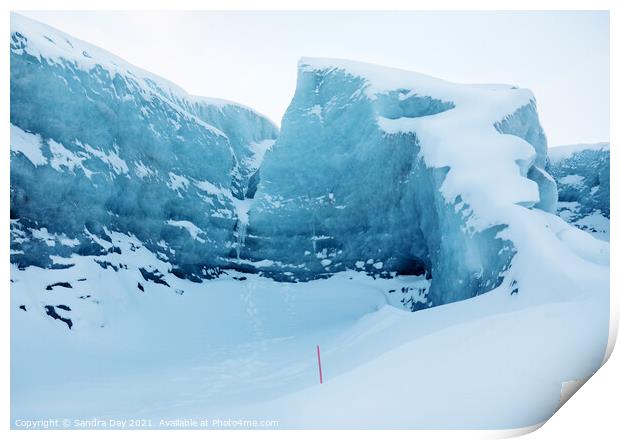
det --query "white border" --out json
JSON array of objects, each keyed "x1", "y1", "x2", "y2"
[{"x1": 2, "y1": 1, "x2": 616, "y2": 438}]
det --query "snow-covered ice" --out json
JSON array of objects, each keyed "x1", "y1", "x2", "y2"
[
  {"x1": 547, "y1": 142, "x2": 610, "y2": 241},
  {"x1": 10, "y1": 13, "x2": 611, "y2": 430},
  {"x1": 248, "y1": 57, "x2": 557, "y2": 305},
  {"x1": 10, "y1": 13, "x2": 278, "y2": 279}
]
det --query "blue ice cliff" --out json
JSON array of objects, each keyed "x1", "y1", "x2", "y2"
[
  {"x1": 245, "y1": 58, "x2": 557, "y2": 306},
  {"x1": 10, "y1": 14, "x2": 278, "y2": 280}
]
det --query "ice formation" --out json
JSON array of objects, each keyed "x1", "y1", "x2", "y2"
[
  {"x1": 10, "y1": 14, "x2": 278, "y2": 279},
  {"x1": 11, "y1": 14, "x2": 607, "y2": 311},
  {"x1": 247, "y1": 58, "x2": 558, "y2": 305},
  {"x1": 547, "y1": 143, "x2": 610, "y2": 240}
]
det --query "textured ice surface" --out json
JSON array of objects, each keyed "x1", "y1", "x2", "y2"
[
  {"x1": 10, "y1": 14, "x2": 278, "y2": 278},
  {"x1": 547, "y1": 143, "x2": 610, "y2": 240},
  {"x1": 247, "y1": 57, "x2": 556, "y2": 305},
  {"x1": 9, "y1": 14, "x2": 603, "y2": 309}
]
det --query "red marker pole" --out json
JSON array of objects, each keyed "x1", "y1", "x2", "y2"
[{"x1": 317, "y1": 344, "x2": 323, "y2": 384}]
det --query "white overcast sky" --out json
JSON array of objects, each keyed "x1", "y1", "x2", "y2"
[{"x1": 19, "y1": 10, "x2": 609, "y2": 146}]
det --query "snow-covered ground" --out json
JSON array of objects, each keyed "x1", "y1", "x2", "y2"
[
  {"x1": 11, "y1": 218, "x2": 609, "y2": 429},
  {"x1": 557, "y1": 202, "x2": 610, "y2": 241}
]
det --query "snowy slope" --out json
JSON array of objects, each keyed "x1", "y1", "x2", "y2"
[
  {"x1": 547, "y1": 143, "x2": 610, "y2": 240},
  {"x1": 10, "y1": 13, "x2": 278, "y2": 280}
]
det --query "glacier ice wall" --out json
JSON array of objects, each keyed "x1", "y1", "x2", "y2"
[
  {"x1": 547, "y1": 143, "x2": 610, "y2": 218},
  {"x1": 11, "y1": 14, "x2": 572, "y2": 308},
  {"x1": 246, "y1": 58, "x2": 556, "y2": 306},
  {"x1": 10, "y1": 14, "x2": 278, "y2": 279}
]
